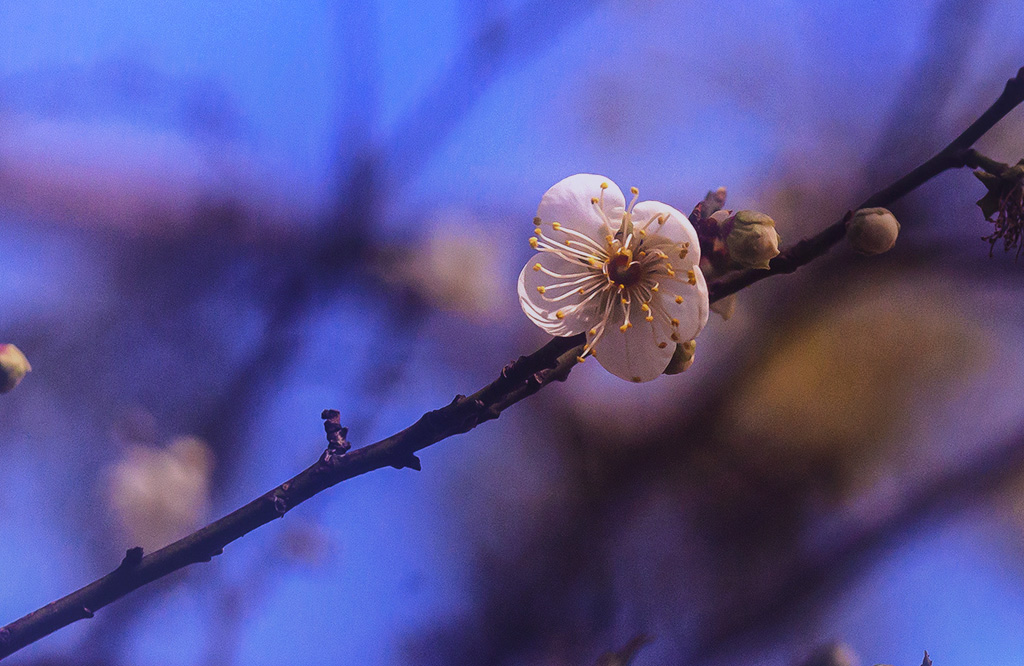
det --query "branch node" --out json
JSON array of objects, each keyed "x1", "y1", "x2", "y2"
[
  {"x1": 116, "y1": 547, "x2": 144, "y2": 572},
  {"x1": 390, "y1": 453, "x2": 422, "y2": 471},
  {"x1": 501, "y1": 357, "x2": 527, "y2": 380},
  {"x1": 921, "y1": 651, "x2": 932, "y2": 666},
  {"x1": 321, "y1": 409, "x2": 351, "y2": 453},
  {"x1": 272, "y1": 491, "x2": 289, "y2": 517}
]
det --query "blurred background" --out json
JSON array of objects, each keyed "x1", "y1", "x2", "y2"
[{"x1": 1, "y1": 0, "x2": 1023, "y2": 664}]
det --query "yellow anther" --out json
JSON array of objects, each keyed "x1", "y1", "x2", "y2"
[
  {"x1": 630, "y1": 186, "x2": 638, "y2": 195},
  {"x1": 537, "y1": 286, "x2": 546, "y2": 294},
  {"x1": 555, "y1": 310, "x2": 565, "y2": 319},
  {"x1": 670, "y1": 318, "x2": 680, "y2": 327},
  {"x1": 640, "y1": 303, "x2": 650, "y2": 311},
  {"x1": 675, "y1": 295, "x2": 684, "y2": 304},
  {"x1": 606, "y1": 235, "x2": 614, "y2": 243},
  {"x1": 657, "y1": 215, "x2": 665, "y2": 225},
  {"x1": 619, "y1": 323, "x2": 629, "y2": 332},
  {"x1": 587, "y1": 257, "x2": 599, "y2": 267},
  {"x1": 533, "y1": 263, "x2": 542, "y2": 271},
  {"x1": 576, "y1": 356, "x2": 586, "y2": 363},
  {"x1": 651, "y1": 284, "x2": 659, "y2": 292},
  {"x1": 631, "y1": 376, "x2": 642, "y2": 383},
  {"x1": 589, "y1": 328, "x2": 597, "y2": 336},
  {"x1": 638, "y1": 251, "x2": 646, "y2": 258},
  {"x1": 645, "y1": 315, "x2": 654, "y2": 322},
  {"x1": 638, "y1": 229, "x2": 646, "y2": 237},
  {"x1": 591, "y1": 197, "x2": 599, "y2": 204},
  {"x1": 666, "y1": 267, "x2": 676, "y2": 277},
  {"x1": 620, "y1": 296, "x2": 628, "y2": 305},
  {"x1": 657, "y1": 342, "x2": 667, "y2": 349},
  {"x1": 533, "y1": 228, "x2": 543, "y2": 236},
  {"x1": 529, "y1": 237, "x2": 539, "y2": 249},
  {"x1": 533, "y1": 217, "x2": 542, "y2": 226},
  {"x1": 577, "y1": 287, "x2": 585, "y2": 294},
  {"x1": 600, "y1": 182, "x2": 609, "y2": 189},
  {"x1": 552, "y1": 222, "x2": 561, "y2": 230},
  {"x1": 687, "y1": 270, "x2": 697, "y2": 285}
]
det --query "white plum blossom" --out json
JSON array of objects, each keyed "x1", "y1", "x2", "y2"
[
  {"x1": 108, "y1": 436, "x2": 214, "y2": 551},
  {"x1": 519, "y1": 174, "x2": 710, "y2": 382}
]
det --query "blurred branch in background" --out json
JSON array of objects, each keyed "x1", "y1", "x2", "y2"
[{"x1": 2, "y1": 62, "x2": 1023, "y2": 660}]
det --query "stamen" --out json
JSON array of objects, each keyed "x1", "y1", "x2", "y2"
[
  {"x1": 537, "y1": 286, "x2": 546, "y2": 294},
  {"x1": 675, "y1": 295, "x2": 684, "y2": 304},
  {"x1": 627, "y1": 186, "x2": 639, "y2": 213},
  {"x1": 687, "y1": 270, "x2": 697, "y2": 285},
  {"x1": 551, "y1": 223, "x2": 609, "y2": 255},
  {"x1": 637, "y1": 213, "x2": 667, "y2": 234},
  {"x1": 542, "y1": 278, "x2": 605, "y2": 303},
  {"x1": 529, "y1": 237, "x2": 538, "y2": 249}
]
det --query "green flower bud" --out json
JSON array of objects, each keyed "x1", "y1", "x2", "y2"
[
  {"x1": 846, "y1": 207, "x2": 900, "y2": 255},
  {"x1": 0, "y1": 344, "x2": 31, "y2": 393},
  {"x1": 663, "y1": 339, "x2": 696, "y2": 375},
  {"x1": 726, "y1": 210, "x2": 780, "y2": 270}
]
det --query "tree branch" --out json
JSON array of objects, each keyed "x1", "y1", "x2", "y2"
[
  {"x1": 2, "y1": 65, "x2": 1024, "y2": 661},
  {"x1": 708, "y1": 65, "x2": 1024, "y2": 303}
]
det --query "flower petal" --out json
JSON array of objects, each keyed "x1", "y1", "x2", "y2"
[
  {"x1": 656, "y1": 265, "x2": 710, "y2": 343},
  {"x1": 537, "y1": 174, "x2": 626, "y2": 246},
  {"x1": 518, "y1": 251, "x2": 604, "y2": 336},
  {"x1": 632, "y1": 200, "x2": 701, "y2": 268},
  {"x1": 590, "y1": 302, "x2": 677, "y2": 382}
]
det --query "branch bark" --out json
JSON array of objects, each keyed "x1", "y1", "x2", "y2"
[
  {"x1": 2, "y1": 65, "x2": 1023, "y2": 661},
  {"x1": 708, "y1": 65, "x2": 1024, "y2": 303}
]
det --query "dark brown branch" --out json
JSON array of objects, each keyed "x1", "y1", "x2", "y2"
[
  {"x1": 708, "y1": 65, "x2": 1024, "y2": 303},
  {"x1": 0, "y1": 336, "x2": 584, "y2": 659},
  {"x1": 3, "y1": 66, "x2": 1024, "y2": 661}
]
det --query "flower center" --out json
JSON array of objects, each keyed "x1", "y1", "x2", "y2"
[{"x1": 606, "y1": 250, "x2": 642, "y2": 287}]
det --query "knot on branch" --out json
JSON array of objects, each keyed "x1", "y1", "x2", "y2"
[
  {"x1": 389, "y1": 453, "x2": 422, "y2": 471},
  {"x1": 115, "y1": 547, "x2": 144, "y2": 573},
  {"x1": 271, "y1": 486, "x2": 291, "y2": 517},
  {"x1": 320, "y1": 409, "x2": 351, "y2": 453}
]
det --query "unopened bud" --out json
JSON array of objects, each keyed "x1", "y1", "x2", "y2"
[
  {"x1": 726, "y1": 210, "x2": 780, "y2": 269},
  {"x1": 846, "y1": 207, "x2": 899, "y2": 255},
  {"x1": 0, "y1": 344, "x2": 31, "y2": 393},
  {"x1": 663, "y1": 339, "x2": 696, "y2": 375}
]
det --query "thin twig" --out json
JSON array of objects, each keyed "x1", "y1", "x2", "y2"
[
  {"x1": 707, "y1": 65, "x2": 1024, "y2": 303},
  {"x1": 2, "y1": 65, "x2": 1024, "y2": 661}
]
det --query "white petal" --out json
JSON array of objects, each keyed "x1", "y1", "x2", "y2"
[
  {"x1": 537, "y1": 174, "x2": 626, "y2": 246},
  {"x1": 632, "y1": 200, "x2": 701, "y2": 268},
  {"x1": 518, "y1": 251, "x2": 604, "y2": 336},
  {"x1": 656, "y1": 266, "x2": 710, "y2": 343},
  {"x1": 590, "y1": 303, "x2": 676, "y2": 382}
]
